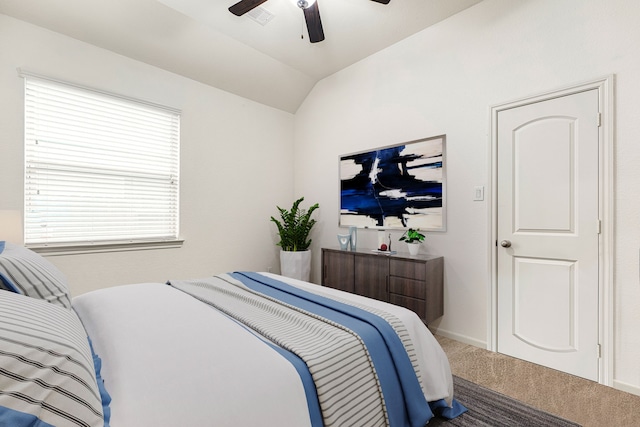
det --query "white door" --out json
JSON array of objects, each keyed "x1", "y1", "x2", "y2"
[{"x1": 496, "y1": 89, "x2": 600, "y2": 381}]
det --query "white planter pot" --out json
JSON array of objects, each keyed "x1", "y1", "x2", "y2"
[
  {"x1": 407, "y1": 242, "x2": 420, "y2": 256},
  {"x1": 279, "y1": 250, "x2": 311, "y2": 282}
]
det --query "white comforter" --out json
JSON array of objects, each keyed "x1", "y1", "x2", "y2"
[{"x1": 72, "y1": 273, "x2": 454, "y2": 427}]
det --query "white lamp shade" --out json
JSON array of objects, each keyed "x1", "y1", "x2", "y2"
[{"x1": 0, "y1": 210, "x2": 23, "y2": 244}]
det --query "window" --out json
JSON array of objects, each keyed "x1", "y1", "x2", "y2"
[{"x1": 23, "y1": 74, "x2": 180, "y2": 250}]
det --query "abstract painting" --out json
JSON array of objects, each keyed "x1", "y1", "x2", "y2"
[{"x1": 339, "y1": 135, "x2": 446, "y2": 230}]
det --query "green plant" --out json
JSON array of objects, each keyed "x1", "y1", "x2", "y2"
[
  {"x1": 399, "y1": 228, "x2": 425, "y2": 244},
  {"x1": 270, "y1": 197, "x2": 319, "y2": 251}
]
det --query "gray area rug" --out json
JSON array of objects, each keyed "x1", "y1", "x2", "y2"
[{"x1": 429, "y1": 375, "x2": 581, "y2": 426}]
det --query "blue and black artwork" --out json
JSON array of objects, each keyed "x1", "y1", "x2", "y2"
[{"x1": 339, "y1": 136, "x2": 444, "y2": 230}]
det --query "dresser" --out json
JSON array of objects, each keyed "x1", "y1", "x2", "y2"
[{"x1": 321, "y1": 248, "x2": 444, "y2": 324}]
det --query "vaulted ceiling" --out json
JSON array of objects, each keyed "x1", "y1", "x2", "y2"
[{"x1": 0, "y1": 0, "x2": 482, "y2": 113}]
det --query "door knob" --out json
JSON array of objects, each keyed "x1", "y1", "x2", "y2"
[{"x1": 500, "y1": 240, "x2": 512, "y2": 248}]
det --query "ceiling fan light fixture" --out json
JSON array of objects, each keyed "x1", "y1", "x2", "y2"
[{"x1": 296, "y1": 0, "x2": 316, "y2": 9}]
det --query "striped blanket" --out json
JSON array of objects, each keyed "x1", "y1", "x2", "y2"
[{"x1": 169, "y1": 272, "x2": 437, "y2": 427}]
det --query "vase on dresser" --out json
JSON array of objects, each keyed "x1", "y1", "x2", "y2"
[{"x1": 407, "y1": 242, "x2": 420, "y2": 256}]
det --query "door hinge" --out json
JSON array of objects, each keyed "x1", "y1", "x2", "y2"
[
  {"x1": 597, "y1": 344, "x2": 602, "y2": 358},
  {"x1": 597, "y1": 112, "x2": 602, "y2": 127},
  {"x1": 597, "y1": 219, "x2": 602, "y2": 234}
]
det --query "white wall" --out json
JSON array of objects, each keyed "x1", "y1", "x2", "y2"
[
  {"x1": 294, "y1": 0, "x2": 640, "y2": 394},
  {"x1": 0, "y1": 14, "x2": 294, "y2": 295}
]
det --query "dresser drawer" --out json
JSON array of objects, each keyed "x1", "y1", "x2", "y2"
[
  {"x1": 389, "y1": 258, "x2": 426, "y2": 280},
  {"x1": 389, "y1": 294, "x2": 426, "y2": 319},
  {"x1": 389, "y1": 276, "x2": 425, "y2": 299}
]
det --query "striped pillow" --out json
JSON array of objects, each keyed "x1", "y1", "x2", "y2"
[
  {"x1": 0, "y1": 241, "x2": 72, "y2": 309},
  {"x1": 0, "y1": 291, "x2": 104, "y2": 427}
]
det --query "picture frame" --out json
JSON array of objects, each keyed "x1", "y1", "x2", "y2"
[{"x1": 339, "y1": 134, "x2": 446, "y2": 231}]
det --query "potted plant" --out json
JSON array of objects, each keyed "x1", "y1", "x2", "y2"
[
  {"x1": 399, "y1": 228, "x2": 425, "y2": 256},
  {"x1": 270, "y1": 197, "x2": 319, "y2": 281}
]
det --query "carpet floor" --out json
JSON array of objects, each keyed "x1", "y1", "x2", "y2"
[
  {"x1": 430, "y1": 375, "x2": 580, "y2": 426},
  {"x1": 435, "y1": 335, "x2": 640, "y2": 426}
]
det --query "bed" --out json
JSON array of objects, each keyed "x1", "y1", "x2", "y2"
[{"x1": 0, "y1": 241, "x2": 465, "y2": 426}]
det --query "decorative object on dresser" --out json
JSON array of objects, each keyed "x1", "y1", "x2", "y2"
[
  {"x1": 337, "y1": 234, "x2": 350, "y2": 250},
  {"x1": 321, "y1": 247, "x2": 444, "y2": 323},
  {"x1": 373, "y1": 231, "x2": 396, "y2": 254},
  {"x1": 339, "y1": 134, "x2": 446, "y2": 231},
  {"x1": 348, "y1": 226, "x2": 357, "y2": 250},
  {"x1": 270, "y1": 197, "x2": 319, "y2": 281},
  {"x1": 399, "y1": 228, "x2": 426, "y2": 256},
  {"x1": 337, "y1": 226, "x2": 358, "y2": 251}
]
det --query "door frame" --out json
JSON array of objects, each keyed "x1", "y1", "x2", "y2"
[{"x1": 488, "y1": 75, "x2": 615, "y2": 386}]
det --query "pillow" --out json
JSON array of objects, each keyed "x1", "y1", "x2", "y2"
[
  {"x1": 0, "y1": 241, "x2": 72, "y2": 309},
  {"x1": 0, "y1": 291, "x2": 104, "y2": 427}
]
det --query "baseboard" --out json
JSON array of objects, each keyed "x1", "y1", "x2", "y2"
[
  {"x1": 613, "y1": 379, "x2": 640, "y2": 397},
  {"x1": 429, "y1": 327, "x2": 487, "y2": 349}
]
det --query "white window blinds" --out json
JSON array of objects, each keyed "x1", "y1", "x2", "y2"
[{"x1": 24, "y1": 76, "x2": 180, "y2": 246}]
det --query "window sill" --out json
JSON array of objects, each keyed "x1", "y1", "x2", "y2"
[{"x1": 27, "y1": 239, "x2": 184, "y2": 256}]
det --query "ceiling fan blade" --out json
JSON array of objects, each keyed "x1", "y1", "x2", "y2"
[
  {"x1": 228, "y1": 0, "x2": 269, "y2": 16},
  {"x1": 303, "y1": 2, "x2": 325, "y2": 43},
  {"x1": 370, "y1": 0, "x2": 390, "y2": 4}
]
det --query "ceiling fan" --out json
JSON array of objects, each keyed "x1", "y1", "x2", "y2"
[{"x1": 228, "y1": 0, "x2": 391, "y2": 43}]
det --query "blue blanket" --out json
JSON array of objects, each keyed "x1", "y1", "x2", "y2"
[{"x1": 230, "y1": 272, "x2": 465, "y2": 426}]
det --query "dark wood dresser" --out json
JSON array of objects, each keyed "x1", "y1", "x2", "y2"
[{"x1": 321, "y1": 247, "x2": 444, "y2": 324}]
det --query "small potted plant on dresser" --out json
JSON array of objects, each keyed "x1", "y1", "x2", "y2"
[
  {"x1": 270, "y1": 197, "x2": 319, "y2": 281},
  {"x1": 399, "y1": 228, "x2": 425, "y2": 256}
]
